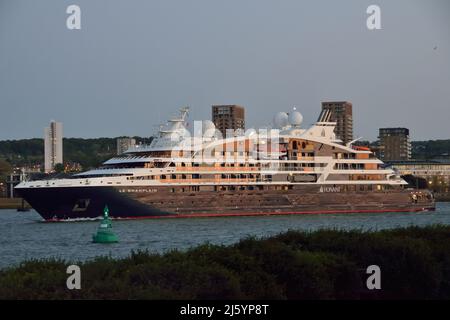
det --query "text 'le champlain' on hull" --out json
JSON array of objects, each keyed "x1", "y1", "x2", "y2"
[{"x1": 15, "y1": 107, "x2": 435, "y2": 221}]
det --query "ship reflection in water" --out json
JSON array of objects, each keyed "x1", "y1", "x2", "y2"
[{"x1": 1, "y1": 202, "x2": 450, "y2": 269}]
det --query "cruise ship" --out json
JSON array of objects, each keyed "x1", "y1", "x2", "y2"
[{"x1": 15, "y1": 107, "x2": 435, "y2": 221}]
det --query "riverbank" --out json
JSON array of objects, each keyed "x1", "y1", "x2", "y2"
[
  {"x1": 1, "y1": 225, "x2": 450, "y2": 299},
  {"x1": 435, "y1": 193, "x2": 450, "y2": 202},
  {"x1": 0, "y1": 198, "x2": 30, "y2": 210}
]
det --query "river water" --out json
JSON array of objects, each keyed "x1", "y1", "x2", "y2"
[{"x1": 1, "y1": 203, "x2": 450, "y2": 269}]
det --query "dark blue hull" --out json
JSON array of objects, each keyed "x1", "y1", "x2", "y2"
[
  {"x1": 15, "y1": 185, "x2": 436, "y2": 221},
  {"x1": 15, "y1": 186, "x2": 172, "y2": 221}
]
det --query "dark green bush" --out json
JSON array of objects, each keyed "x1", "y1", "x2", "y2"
[{"x1": 1, "y1": 225, "x2": 450, "y2": 300}]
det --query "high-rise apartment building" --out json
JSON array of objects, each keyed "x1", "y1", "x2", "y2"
[
  {"x1": 320, "y1": 101, "x2": 353, "y2": 144},
  {"x1": 212, "y1": 105, "x2": 245, "y2": 137},
  {"x1": 44, "y1": 121, "x2": 63, "y2": 173},
  {"x1": 379, "y1": 128, "x2": 411, "y2": 161},
  {"x1": 117, "y1": 137, "x2": 136, "y2": 155}
]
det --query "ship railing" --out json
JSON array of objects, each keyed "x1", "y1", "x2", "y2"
[
  {"x1": 176, "y1": 166, "x2": 260, "y2": 172},
  {"x1": 174, "y1": 166, "x2": 323, "y2": 173},
  {"x1": 159, "y1": 178, "x2": 258, "y2": 184}
]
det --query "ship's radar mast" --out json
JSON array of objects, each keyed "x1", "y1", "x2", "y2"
[
  {"x1": 150, "y1": 107, "x2": 191, "y2": 148},
  {"x1": 169, "y1": 106, "x2": 189, "y2": 123}
]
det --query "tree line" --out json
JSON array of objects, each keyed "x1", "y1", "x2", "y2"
[
  {"x1": 1, "y1": 225, "x2": 450, "y2": 299},
  {"x1": 0, "y1": 137, "x2": 153, "y2": 171},
  {"x1": 0, "y1": 138, "x2": 448, "y2": 178}
]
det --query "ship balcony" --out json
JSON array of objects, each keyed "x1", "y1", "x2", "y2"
[
  {"x1": 174, "y1": 166, "x2": 322, "y2": 173},
  {"x1": 295, "y1": 156, "x2": 315, "y2": 161},
  {"x1": 176, "y1": 166, "x2": 260, "y2": 172},
  {"x1": 331, "y1": 169, "x2": 392, "y2": 174},
  {"x1": 261, "y1": 167, "x2": 318, "y2": 172},
  {"x1": 157, "y1": 178, "x2": 259, "y2": 184}
]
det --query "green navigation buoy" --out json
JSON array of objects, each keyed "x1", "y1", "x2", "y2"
[{"x1": 92, "y1": 205, "x2": 118, "y2": 243}]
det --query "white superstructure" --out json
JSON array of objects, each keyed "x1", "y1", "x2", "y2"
[{"x1": 20, "y1": 107, "x2": 406, "y2": 190}]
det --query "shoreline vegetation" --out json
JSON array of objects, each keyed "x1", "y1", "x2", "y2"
[
  {"x1": 1, "y1": 225, "x2": 450, "y2": 299},
  {"x1": 435, "y1": 193, "x2": 450, "y2": 202},
  {"x1": 0, "y1": 198, "x2": 30, "y2": 210}
]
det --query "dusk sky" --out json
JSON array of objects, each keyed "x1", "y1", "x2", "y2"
[{"x1": 0, "y1": 0, "x2": 449, "y2": 141}]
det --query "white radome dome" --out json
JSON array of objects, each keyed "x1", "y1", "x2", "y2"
[
  {"x1": 273, "y1": 112, "x2": 289, "y2": 128},
  {"x1": 202, "y1": 120, "x2": 215, "y2": 132},
  {"x1": 288, "y1": 111, "x2": 303, "y2": 126},
  {"x1": 202, "y1": 120, "x2": 216, "y2": 137}
]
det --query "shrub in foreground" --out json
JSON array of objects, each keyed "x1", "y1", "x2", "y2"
[{"x1": 1, "y1": 225, "x2": 450, "y2": 299}]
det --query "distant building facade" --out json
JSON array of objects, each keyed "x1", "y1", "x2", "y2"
[
  {"x1": 117, "y1": 137, "x2": 136, "y2": 155},
  {"x1": 212, "y1": 105, "x2": 245, "y2": 137},
  {"x1": 320, "y1": 101, "x2": 353, "y2": 144},
  {"x1": 389, "y1": 160, "x2": 450, "y2": 193},
  {"x1": 379, "y1": 128, "x2": 411, "y2": 161},
  {"x1": 44, "y1": 121, "x2": 63, "y2": 173}
]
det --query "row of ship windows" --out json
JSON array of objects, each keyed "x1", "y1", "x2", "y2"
[
  {"x1": 341, "y1": 184, "x2": 392, "y2": 191},
  {"x1": 109, "y1": 162, "x2": 325, "y2": 170},
  {"x1": 290, "y1": 152, "x2": 315, "y2": 157},
  {"x1": 128, "y1": 174, "x2": 265, "y2": 180},
  {"x1": 334, "y1": 164, "x2": 378, "y2": 170},
  {"x1": 168, "y1": 162, "x2": 319, "y2": 168},
  {"x1": 151, "y1": 198, "x2": 287, "y2": 206},
  {"x1": 169, "y1": 185, "x2": 294, "y2": 193},
  {"x1": 105, "y1": 159, "x2": 375, "y2": 170},
  {"x1": 158, "y1": 184, "x2": 395, "y2": 193},
  {"x1": 127, "y1": 173, "x2": 386, "y2": 181},
  {"x1": 119, "y1": 149, "x2": 366, "y2": 161}
]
